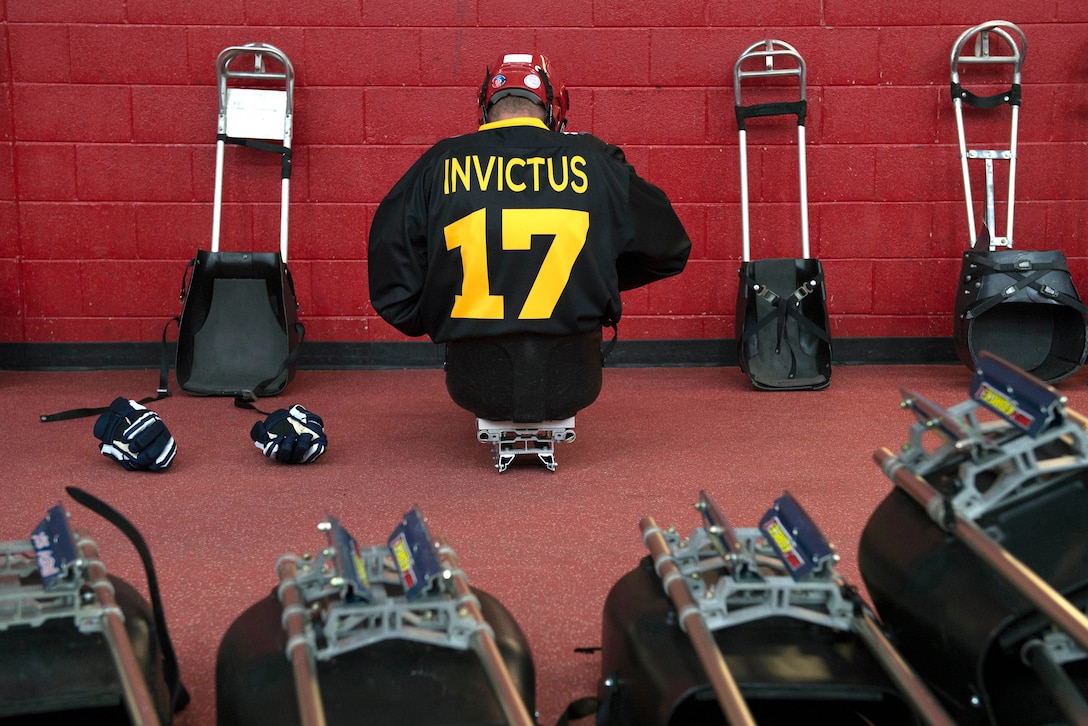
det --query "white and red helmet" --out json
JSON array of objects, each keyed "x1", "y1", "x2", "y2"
[{"x1": 479, "y1": 53, "x2": 569, "y2": 131}]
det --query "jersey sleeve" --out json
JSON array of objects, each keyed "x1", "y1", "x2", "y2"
[
  {"x1": 367, "y1": 162, "x2": 431, "y2": 337},
  {"x1": 615, "y1": 172, "x2": 692, "y2": 291}
]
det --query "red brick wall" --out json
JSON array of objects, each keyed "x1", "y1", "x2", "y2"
[{"x1": 2, "y1": 0, "x2": 1086, "y2": 344}]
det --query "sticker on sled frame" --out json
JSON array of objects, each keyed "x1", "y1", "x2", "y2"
[
  {"x1": 970, "y1": 351, "x2": 1064, "y2": 437},
  {"x1": 30, "y1": 503, "x2": 79, "y2": 590},
  {"x1": 758, "y1": 493, "x2": 835, "y2": 581},
  {"x1": 388, "y1": 507, "x2": 442, "y2": 599}
]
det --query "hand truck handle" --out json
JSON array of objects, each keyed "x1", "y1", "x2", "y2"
[{"x1": 950, "y1": 20, "x2": 1027, "y2": 110}]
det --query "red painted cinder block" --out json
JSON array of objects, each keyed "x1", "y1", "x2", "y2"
[
  {"x1": 126, "y1": 0, "x2": 245, "y2": 25},
  {"x1": 133, "y1": 86, "x2": 212, "y2": 144},
  {"x1": 833, "y1": 315, "x2": 951, "y2": 338},
  {"x1": 540, "y1": 29, "x2": 652, "y2": 88},
  {"x1": 647, "y1": 145, "x2": 733, "y2": 204},
  {"x1": 645, "y1": 260, "x2": 731, "y2": 316},
  {"x1": 238, "y1": 0, "x2": 361, "y2": 27},
  {"x1": 0, "y1": 145, "x2": 14, "y2": 198},
  {"x1": 289, "y1": 203, "x2": 369, "y2": 261},
  {"x1": 420, "y1": 29, "x2": 538, "y2": 87},
  {"x1": 877, "y1": 27, "x2": 952, "y2": 87},
  {"x1": 185, "y1": 28, "x2": 306, "y2": 87},
  {"x1": 939, "y1": 1, "x2": 1060, "y2": 27},
  {"x1": 707, "y1": 204, "x2": 742, "y2": 262},
  {"x1": 825, "y1": 0, "x2": 941, "y2": 25},
  {"x1": 364, "y1": 0, "x2": 478, "y2": 26},
  {"x1": 709, "y1": 0, "x2": 824, "y2": 26},
  {"x1": 872, "y1": 258, "x2": 959, "y2": 315},
  {"x1": 594, "y1": 89, "x2": 705, "y2": 145},
  {"x1": 69, "y1": 26, "x2": 189, "y2": 85},
  {"x1": 13, "y1": 84, "x2": 132, "y2": 143},
  {"x1": 874, "y1": 144, "x2": 958, "y2": 203},
  {"x1": 76, "y1": 145, "x2": 194, "y2": 202},
  {"x1": 22, "y1": 261, "x2": 83, "y2": 316},
  {"x1": 477, "y1": 0, "x2": 591, "y2": 27},
  {"x1": 19, "y1": 202, "x2": 137, "y2": 260},
  {"x1": 0, "y1": 260, "x2": 19, "y2": 322},
  {"x1": 192, "y1": 145, "x2": 305, "y2": 205},
  {"x1": 81, "y1": 260, "x2": 178, "y2": 317},
  {"x1": 7, "y1": 0, "x2": 124, "y2": 23},
  {"x1": 24, "y1": 316, "x2": 172, "y2": 343},
  {"x1": 302, "y1": 317, "x2": 367, "y2": 343},
  {"x1": 822, "y1": 259, "x2": 874, "y2": 314},
  {"x1": 650, "y1": 28, "x2": 762, "y2": 88},
  {"x1": 819, "y1": 202, "x2": 937, "y2": 260},
  {"x1": 301, "y1": 28, "x2": 421, "y2": 86},
  {"x1": 0, "y1": 204, "x2": 18, "y2": 258},
  {"x1": 1018, "y1": 142, "x2": 1088, "y2": 201},
  {"x1": 595, "y1": 0, "x2": 704, "y2": 26},
  {"x1": 136, "y1": 203, "x2": 217, "y2": 260},
  {"x1": 618, "y1": 315, "x2": 716, "y2": 340},
  {"x1": 310, "y1": 145, "x2": 426, "y2": 205},
  {"x1": 366, "y1": 88, "x2": 471, "y2": 144},
  {"x1": 308, "y1": 260, "x2": 370, "y2": 316},
  {"x1": 674, "y1": 204, "x2": 707, "y2": 260},
  {"x1": 295, "y1": 87, "x2": 365, "y2": 146},
  {"x1": 7, "y1": 25, "x2": 70, "y2": 83},
  {"x1": 15, "y1": 143, "x2": 77, "y2": 201},
  {"x1": 821, "y1": 86, "x2": 941, "y2": 145}
]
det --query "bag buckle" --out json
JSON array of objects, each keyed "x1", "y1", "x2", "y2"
[
  {"x1": 793, "y1": 279, "x2": 817, "y2": 302},
  {"x1": 753, "y1": 284, "x2": 780, "y2": 304}
]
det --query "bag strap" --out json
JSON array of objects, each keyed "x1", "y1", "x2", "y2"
[
  {"x1": 39, "y1": 319, "x2": 176, "y2": 423},
  {"x1": 232, "y1": 321, "x2": 306, "y2": 414},
  {"x1": 65, "y1": 486, "x2": 191, "y2": 716}
]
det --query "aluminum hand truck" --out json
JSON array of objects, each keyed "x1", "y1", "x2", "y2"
[
  {"x1": 949, "y1": 21, "x2": 1088, "y2": 383},
  {"x1": 733, "y1": 39, "x2": 832, "y2": 391}
]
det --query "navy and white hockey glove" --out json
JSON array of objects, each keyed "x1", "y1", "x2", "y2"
[
  {"x1": 93, "y1": 398, "x2": 177, "y2": 472},
  {"x1": 250, "y1": 405, "x2": 327, "y2": 464}
]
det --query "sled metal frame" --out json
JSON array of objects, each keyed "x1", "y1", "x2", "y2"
[
  {"x1": 274, "y1": 514, "x2": 534, "y2": 726},
  {"x1": 734, "y1": 39, "x2": 810, "y2": 262},
  {"x1": 0, "y1": 510, "x2": 161, "y2": 726},
  {"x1": 212, "y1": 42, "x2": 294, "y2": 261},
  {"x1": 876, "y1": 353, "x2": 1088, "y2": 722},
  {"x1": 951, "y1": 20, "x2": 1027, "y2": 251},
  {"x1": 641, "y1": 490, "x2": 955, "y2": 726},
  {"x1": 476, "y1": 417, "x2": 576, "y2": 473}
]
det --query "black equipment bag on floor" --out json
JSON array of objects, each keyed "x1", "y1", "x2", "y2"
[
  {"x1": 215, "y1": 587, "x2": 535, "y2": 726},
  {"x1": 733, "y1": 40, "x2": 831, "y2": 391},
  {"x1": 947, "y1": 22, "x2": 1088, "y2": 383},
  {"x1": 596, "y1": 557, "x2": 918, "y2": 725},
  {"x1": 176, "y1": 42, "x2": 303, "y2": 399},
  {"x1": 737, "y1": 257, "x2": 831, "y2": 391},
  {"x1": 175, "y1": 248, "x2": 301, "y2": 397},
  {"x1": 953, "y1": 229, "x2": 1088, "y2": 383}
]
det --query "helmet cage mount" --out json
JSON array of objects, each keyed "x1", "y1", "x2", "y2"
[{"x1": 479, "y1": 53, "x2": 568, "y2": 131}]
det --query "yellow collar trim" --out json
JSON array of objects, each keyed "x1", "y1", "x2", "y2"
[{"x1": 478, "y1": 117, "x2": 550, "y2": 132}]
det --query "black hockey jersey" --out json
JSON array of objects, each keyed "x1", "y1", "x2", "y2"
[{"x1": 368, "y1": 117, "x2": 691, "y2": 343}]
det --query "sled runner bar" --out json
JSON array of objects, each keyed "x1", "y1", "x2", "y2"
[
  {"x1": 951, "y1": 21, "x2": 1026, "y2": 250},
  {"x1": 849, "y1": 604, "x2": 957, "y2": 726},
  {"x1": 437, "y1": 540, "x2": 535, "y2": 726},
  {"x1": 276, "y1": 556, "x2": 327, "y2": 726},
  {"x1": 213, "y1": 42, "x2": 294, "y2": 260},
  {"x1": 75, "y1": 534, "x2": 162, "y2": 726},
  {"x1": 734, "y1": 39, "x2": 809, "y2": 261},
  {"x1": 875, "y1": 446, "x2": 1088, "y2": 655},
  {"x1": 641, "y1": 515, "x2": 757, "y2": 726}
]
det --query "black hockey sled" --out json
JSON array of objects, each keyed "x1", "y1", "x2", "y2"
[
  {"x1": 862, "y1": 353, "x2": 1088, "y2": 724},
  {"x1": 591, "y1": 489, "x2": 947, "y2": 725},
  {"x1": 948, "y1": 21, "x2": 1088, "y2": 383},
  {"x1": 733, "y1": 40, "x2": 831, "y2": 391},
  {"x1": 953, "y1": 227, "x2": 1088, "y2": 383},
  {"x1": 0, "y1": 489, "x2": 188, "y2": 725},
  {"x1": 216, "y1": 509, "x2": 536, "y2": 726},
  {"x1": 176, "y1": 43, "x2": 302, "y2": 398}
]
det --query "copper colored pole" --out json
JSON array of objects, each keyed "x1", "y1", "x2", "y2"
[{"x1": 277, "y1": 557, "x2": 327, "y2": 726}]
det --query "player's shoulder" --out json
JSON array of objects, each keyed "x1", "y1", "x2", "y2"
[{"x1": 559, "y1": 131, "x2": 628, "y2": 164}]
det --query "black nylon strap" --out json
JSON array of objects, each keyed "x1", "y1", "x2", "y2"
[
  {"x1": 65, "y1": 486, "x2": 191, "y2": 715},
  {"x1": 217, "y1": 133, "x2": 293, "y2": 179},
  {"x1": 735, "y1": 100, "x2": 807, "y2": 130},
  {"x1": 951, "y1": 82, "x2": 1021, "y2": 109},
  {"x1": 39, "y1": 320, "x2": 175, "y2": 423},
  {"x1": 232, "y1": 320, "x2": 306, "y2": 412}
]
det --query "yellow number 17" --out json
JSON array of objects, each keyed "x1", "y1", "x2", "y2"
[{"x1": 444, "y1": 207, "x2": 590, "y2": 320}]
